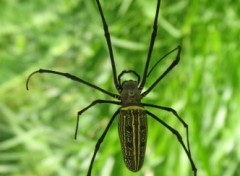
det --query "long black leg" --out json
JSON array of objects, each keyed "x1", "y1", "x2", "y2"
[
  {"x1": 87, "y1": 109, "x2": 120, "y2": 176},
  {"x1": 75, "y1": 100, "x2": 120, "y2": 139},
  {"x1": 95, "y1": 0, "x2": 120, "y2": 91},
  {"x1": 26, "y1": 69, "x2": 120, "y2": 99},
  {"x1": 139, "y1": 0, "x2": 161, "y2": 90},
  {"x1": 141, "y1": 46, "x2": 181, "y2": 97},
  {"x1": 146, "y1": 111, "x2": 197, "y2": 176},
  {"x1": 143, "y1": 103, "x2": 191, "y2": 155},
  {"x1": 146, "y1": 46, "x2": 180, "y2": 77}
]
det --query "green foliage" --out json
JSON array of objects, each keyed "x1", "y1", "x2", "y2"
[{"x1": 0, "y1": 0, "x2": 239, "y2": 176}]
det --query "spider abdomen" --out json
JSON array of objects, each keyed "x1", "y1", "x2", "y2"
[{"x1": 118, "y1": 106, "x2": 147, "y2": 172}]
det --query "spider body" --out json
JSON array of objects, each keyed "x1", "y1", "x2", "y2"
[
  {"x1": 26, "y1": 0, "x2": 197, "y2": 175},
  {"x1": 118, "y1": 80, "x2": 147, "y2": 172}
]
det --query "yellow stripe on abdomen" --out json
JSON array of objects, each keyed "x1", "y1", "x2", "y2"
[{"x1": 121, "y1": 105, "x2": 144, "y2": 111}]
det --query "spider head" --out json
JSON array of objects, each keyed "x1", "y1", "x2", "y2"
[{"x1": 120, "y1": 80, "x2": 141, "y2": 105}]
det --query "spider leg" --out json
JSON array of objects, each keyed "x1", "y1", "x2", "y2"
[
  {"x1": 95, "y1": 0, "x2": 120, "y2": 91},
  {"x1": 118, "y1": 70, "x2": 141, "y2": 85},
  {"x1": 143, "y1": 103, "x2": 192, "y2": 154},
  {"x1": 75, "y1": 100, "x2": 120, "y2": 139},
  {"x1": 146, "y1": 110, "x2": 197, "y2": 176},
  {"x1": 26, "y1": 69, "x2": 120, "y2": 99},
  {"x1": 139, "y1": 0, "x2": 161, "y2": 90},
  {"x1": 146, "y1": 46, "x2": 180, "y2": 78},
  {"x1": 141, "y1": 46, "x2": 181, "y2": 97},
  {"x1": 87, "y1": 108, "x2": 120, "y2": 176}
]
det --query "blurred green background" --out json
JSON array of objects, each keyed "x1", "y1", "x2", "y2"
[{"x1": 0, "y1": 0, "x2": 239, "y2": 176}]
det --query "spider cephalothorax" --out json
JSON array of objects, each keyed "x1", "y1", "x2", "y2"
[{"x1": 120, "y1": 80, "x2": 141, "y2": 106}]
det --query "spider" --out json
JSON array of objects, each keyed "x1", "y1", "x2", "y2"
[{"x1": 26, "y1": 0, "x2": 197, "y2": 175}]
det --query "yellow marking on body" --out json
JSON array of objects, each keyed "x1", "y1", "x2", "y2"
[
  {"x1": 131, "y1": 110, "x2": 137, "y2": 169},
  {"x1": 121, "y1": 106, "x2": 144, "y2": 111},
  {"x1": 137, "y1": 110, "x2": 140, "y2": 169},
  {"x1": 123, "y1": 115, "x2": 127, "y2": 157}
]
